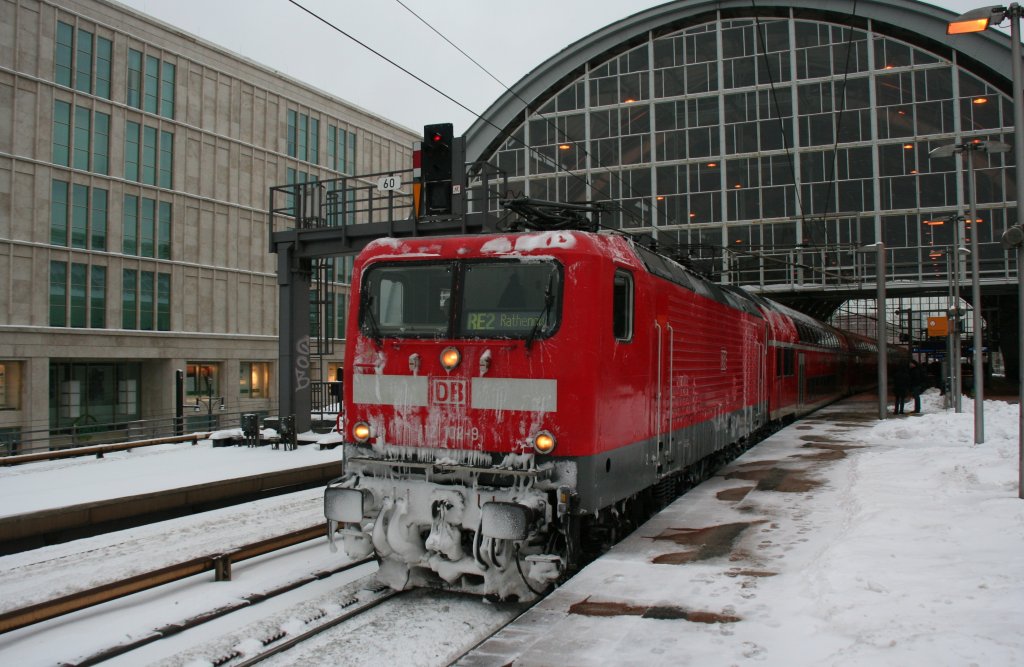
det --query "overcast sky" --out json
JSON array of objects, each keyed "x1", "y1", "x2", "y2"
[{"x1": 114, "y1": 0, "x2": 1000, "y2": 135}]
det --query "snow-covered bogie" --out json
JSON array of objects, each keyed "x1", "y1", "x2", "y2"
[{"x1": 324, "y1": 457, "x2": 563, "y2": 600}]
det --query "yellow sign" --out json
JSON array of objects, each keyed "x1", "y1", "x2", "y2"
[{"x1": 927, "y1": 316, "x2": 949, "y2": 337}]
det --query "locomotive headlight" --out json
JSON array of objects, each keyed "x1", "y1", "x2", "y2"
[
  {"x1": 440, "y1": 347, "x2": 461, "y2": 372},
  {"x1": 352, "y1": 421, "x2": 372, "y2": 443},
  {"x1": 532, "y1": 430, "x2": 556, "y2": 454}
]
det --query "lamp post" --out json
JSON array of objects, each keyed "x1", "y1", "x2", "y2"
[
  {"x1": 930, "y1": 140, "x2": 1010, "y2": 443},
  {"x1": 1002, "y1": 224, "x2": 1024, "y2": 498},
  {"x1": 926, "y1": 216, "x2": 970, "y2": 412},
  {"x1": 859, "y1": 242, "x2": 888, "y2": 420},
  {"x1": 948, "y1": 3, "x2": 1023, "y2": 469}
]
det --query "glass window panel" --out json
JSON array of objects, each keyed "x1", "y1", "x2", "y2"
[
  {"x1": 90, "y1": 266, "x2": 106, "y2": 328},
  {"x1": 73, "y1": 106, "x2": 91, "y2": 170},
  {"x1": 139, "y1": 271, "x2": 154, "y2": 330},
  {"x1": 159, "y1": 130, "x2": 173, "y2": 188},
  {"x1": 55, "y1": 22, "x2": 74, "y2": 87},
  {"x1": 95, "y1": 37, "x2": 112, "y2": 99},
  {"x1": 71, "y1": 184, "x2": 88, "y2": 249},
  {"x1": 93, "y1": 111, "x2": 109, "y2": 174},
  {"x1": 157, "y1": 273, "x2": 170, "y2": 331},
  {"x1": 144, "y1": 55, "x2": 159, "y2": 114},
  {"x1": 142, "y1": 125, "x2": 157, "y2": 185},
  {"x1": 70, "y1": 263, "x2": 87, "y2": 327},
  {"x1": 123, "y1": 194, "x2": 138, "y2": 255},
  {"x1": 91, "y1": 187, "x2": 107, "y2": 250},
  {"x1": 51, "y1": 180, "x2": 68, "y2": 246},
  {"x1": 158, "y1": 201, "x2": 171, "y2": 260},
  {"x1": 127, "y1": 49, "x2": 142, "y2": 108},
  {"x1": 52, "y1": 100, "x2": 71, "y2": 166},
  {"x1": 160, "y1": 61, "x2": 175, "y2": 118},
  {"x1": 122, "y1": 269, "x2": 137, "y2": 329},
  {"x1": 75, "y1": 29, "x2": 93, "y2": 94},
  {"x1": 50, "y1": 261, "x2": 67, "y2": 326},
  {"x1": 287, "y1": 109, "x2": 297, "y2": 157},
  {"x1": 309, "y1": 117, "x2": 319, "y2": 164},
  {"x1": 140, "y1": 197, "x2": 155, "y2": 258},
  {"x1": 124, "y1": 121, "x2": 139, "y2": 181}
]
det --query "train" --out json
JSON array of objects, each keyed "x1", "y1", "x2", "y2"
[{"x1": 324, "y1": 227, "x2": 879, "y2": 600}]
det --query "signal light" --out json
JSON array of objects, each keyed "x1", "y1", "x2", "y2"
[{"x1": 422, "y1": 123, "x2": 454, "y2": 215}]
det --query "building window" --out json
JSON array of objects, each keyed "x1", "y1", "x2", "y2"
[
  {"x1": 51, "y1": 180, "x2": 106, "y2": 249},
  {"x1": 73, "y1": 106, "x2": 90, "y2": 170},
  {"x1": 157, "y1": 273, "x2": 171, "y2": 330},
  {"x1": 54, "y1": 21, "x2": 109, "y2": 99},
  {"x1": 127, "y1": 50, "x2": 175, "y2": 118},
  {"x1": 93, "y1": 111, "x2": 109, "y2": 175},
  {"x1": 123, "y1": 195, "x2": 170, "y2": 258},
  {"x1": 240, "y1": 362, "x2": 271, "y2": 398},
  {"x1": 50, "y1": 261, "x2": 104, "y2": 328},
  {"x1": 74, "y1": 28, "x2": 93, "y2": 94},
  {"x1": 144, "y1": 54, "x2": 159, "y2": 114},
  {"x1": 186, "y1": 363, "x2": 219, "y2": 398},
  {"x1": 326, "y1": 125, "x2": 357, "y2": 174},
  {"x1": 53, "y1": 104, "x2": 108, "y2": 174},
  {"x1": 287, "y1": 109, "x2": 318, "y2": 163},
  {"x1": 91, "y1": 266, "x2": 106, "y2": 328},
  {"x1": 127, "y1": 49, "x2": 142, "y2": 108},
  {"x1": 49, "y1": 362, "x2": 142, "y2": 430},
  {"x1": 158, "y1": 202, "x2": 172, "y2": 260},
  {"x1": 53, "y1": 101, "x2": 71, "y2": 165},
  {"x1": 125, "y1": 122, "x2": 172, "y2": 187},
  {"x1": 122, "y1": 269, "x2": 170, "y2": 331},
  {"x1": 0, "y1": 362, "x2": 21, "y2": 411},
  {"x1": 50, "y1": 261, "x2": 67, "y2": 326},
  {"x1": 122, "y1": 269, "x2": 136, "y2": 329},
  {"x1": 124, "y1": 121, "x2": 139, "y2": 181},
  {"x1": 55, "y1": 22, "x2": 73, "y2": 87},
  {"x1": 95, "y1": 37, "x2": 112, "y2": 99},
  {"x1": 160, "y1": 62, "x2": 176, "y2": 119},
  {"x1": 159, "y1": 130, "x2": 173, "y2": 188}
]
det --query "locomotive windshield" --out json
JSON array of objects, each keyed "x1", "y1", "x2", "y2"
[{"x1": 360, "y1": 260, "x2": 561, "y2": 340}]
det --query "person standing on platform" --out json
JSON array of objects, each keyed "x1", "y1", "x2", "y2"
[
  {"x1": 909, "y1": 361, "x2": 925, "y2": 413},
  {"x1": 892, "y1": 362, "x2": 911, "y2": 415}
]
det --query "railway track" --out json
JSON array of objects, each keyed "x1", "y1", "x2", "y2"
[{"x1": 0, "y1": 523, "x2": 376, "y2": 666}]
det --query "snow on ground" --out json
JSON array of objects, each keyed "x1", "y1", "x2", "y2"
[
  {"x1": 461, "y1": 390, "x2": 1024, "y2": 666},
  {"x1": 1, "y1": 392, "x2": 1022, "y2": 666},
  {"x1": 0, "y1": 440, "x2": 340, "y2": 517}
]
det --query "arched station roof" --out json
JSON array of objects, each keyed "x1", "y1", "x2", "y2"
[{"x1": 466, "y1": 0, "x2": 1015, "y2": 163}]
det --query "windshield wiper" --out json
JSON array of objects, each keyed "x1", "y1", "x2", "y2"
[
  {"x1": 525, "y1": 273, "x2": 555, "y2": 351},
  {"x1": 362, "y1": 295, "x2": 383, "y2": 348}
]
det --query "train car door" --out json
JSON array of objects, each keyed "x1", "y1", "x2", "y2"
[
  {"x1": 797, "y1": 352, "x2": 806, "y2": 410},
  {"x1": 652, "y1": 320, "x2": 670, "y2": 475}
]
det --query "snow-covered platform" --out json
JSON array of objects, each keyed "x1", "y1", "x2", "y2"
[
  {"x1": 457, "y1": 392, "x2": 1024, "y2": 666},
  {"x1": 0, "y1": 440, "x2": 342, "y2": 548}
]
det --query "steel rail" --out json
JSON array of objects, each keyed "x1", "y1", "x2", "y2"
[
  {"x1": 0, "y1": 523, "x2": 352, "y2": 634},
  {"x1": 230, "y1": 587, "x2": 401, "y2": 667}
]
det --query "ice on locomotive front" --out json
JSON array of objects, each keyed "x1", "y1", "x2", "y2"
[{"x1": 324, "y1": 249, "x2": 576, "y2": 600}]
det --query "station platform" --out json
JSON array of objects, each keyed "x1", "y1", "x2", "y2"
[
  {"x1": 457, "y1": 392, "x2": 1024, "y2": 666},
  {"x1": 0, "y1": 440, "x2": 341, "y2": 551}
]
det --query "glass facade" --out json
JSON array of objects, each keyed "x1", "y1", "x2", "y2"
[{"x1": 483, "y1": 12, "x2": 1018, "y2": 289}]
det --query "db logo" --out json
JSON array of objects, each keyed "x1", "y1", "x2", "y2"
[{"x1": 431, "y1": 378, "x2": 467, "y2": 406}]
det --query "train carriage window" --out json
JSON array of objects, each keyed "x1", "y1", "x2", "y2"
[{"x1": 613, "y1": 269, "x2": 634, "y2": 341}]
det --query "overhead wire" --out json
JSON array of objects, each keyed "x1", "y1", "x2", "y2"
[
  {"x1": 391, "y1": 0, "x2": 672, "y2": 230},
  {"x1": 285, "y1": 0, "x2": 665, "y2": 230}
]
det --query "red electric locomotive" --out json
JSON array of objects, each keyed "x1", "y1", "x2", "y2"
[{"x1": 325, "y1": 229, "x2": 873, "y2": 600}]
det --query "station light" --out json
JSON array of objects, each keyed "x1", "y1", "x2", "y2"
[{"x1": 946, "y1": 6, "x2": 1004, "y2": 34}]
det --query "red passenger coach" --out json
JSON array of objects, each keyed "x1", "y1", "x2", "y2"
[{"x1": 325, "y1": 229, "x2": 870, "y2": 600}]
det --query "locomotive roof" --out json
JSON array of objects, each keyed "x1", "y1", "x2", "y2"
[{"x1": 359, "y1": 230, "x2": 768, "y2": 319}]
